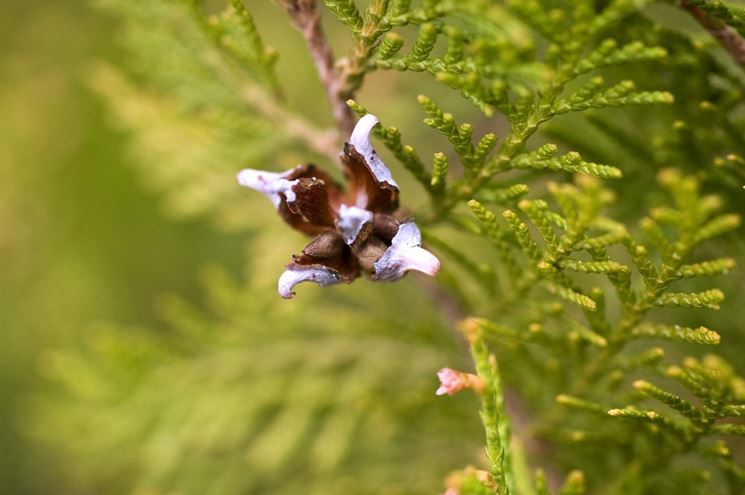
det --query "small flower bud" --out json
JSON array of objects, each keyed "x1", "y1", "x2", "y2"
[{"x1": 436, "y1": 368, "x2": 485, "y2": 396}]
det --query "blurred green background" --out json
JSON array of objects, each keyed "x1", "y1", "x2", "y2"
[
  {"x1": 3, "y1": 1, "x2": 744, "y2": 493},
  {"x1": 0, "y1": 0, "x2": 246, "y2": 491}
]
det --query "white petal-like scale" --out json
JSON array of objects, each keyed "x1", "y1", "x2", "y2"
[
  {"x1": 349, "y1": 114, "x2": 399, "y2": 188},
  {"x1": 336, "y1": 204, "x2": 374, "y2": 245},
  {"x1": 373, "y1": 221, "x2": 440, "y2": 281},
  {"x1": 277, "y1": 266, "x2": 341, "y2": 299},
  {"x1": 237, "y1": 168, "x2": 298, "y2": 209}
]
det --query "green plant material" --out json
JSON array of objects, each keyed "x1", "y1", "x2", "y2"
[
  {"x1": 631, "y1": 324, "x2": 721, "y2": 345},
  {"x1": 431, "y1": 151, "x2": 449, "y2": 191},
  {"x1": 654, "y1": 289, "x2": 725, "y2": 309},
  {"x1": 559, "y1": 470, "x2": 586, "y2": 495},
  {"x1": 469, "y1": 329, "x2": 514, "y2": 494},
  {"x1": 512, "y1": 148, "x2": 623, "y2": 179},
  {"x1": 32, "y1": 266, "x2": 481, "y2": 495},
  {"x1": 556, "y1": 394, "x2": 609, "y2": 414},
  {"x1": 632, "y1": 380, "x2": 702, "y2": 420},
  {"x1": 323, "y1": 0, "x2": 363, "y2": 33},
  {"x1": 191, "y1": 0, "x2": 281, "y2": 95},
  {"x1": 30, "y1": 0, "x2": 745, "y2": 494},
  {"x1": 676, "y1": 258, "x2": 737, "y2": 278}
]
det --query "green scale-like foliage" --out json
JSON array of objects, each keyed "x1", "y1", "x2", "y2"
[
  {"x1": 32, "y1": 0, "x2": 745, "y2": 494},
  {"x1": 464, "y1": 170, "x2": 743, "y2": 493}
]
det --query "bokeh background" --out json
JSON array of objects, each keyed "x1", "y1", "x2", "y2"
[
  {"x1": 0, "y1": 0, "x2": 245, "y2": 490},
  {"x1": 2, "y1": 1, "x2": 744, "y2": 494}
]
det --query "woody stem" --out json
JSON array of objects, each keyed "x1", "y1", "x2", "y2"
[
  {"x1": 279, "y1": 0, "x2": 356, "y2": 137},
  {"x1": 680, "y1": 0, "x2": 745, "y2": 68}
]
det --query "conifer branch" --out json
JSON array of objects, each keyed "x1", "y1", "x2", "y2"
[
  {"x1": 680, "y1": 0, "x2": 745, "y2": 68},
  {"x1": 278, "y1": 0, "x2": 356, "y2": 135},
  {"x1": 65, "y1": 1, "x2": 745, "y2": 493},
  {"x1": 468, "y1": 329, "x2": 515, "y2": 494}
]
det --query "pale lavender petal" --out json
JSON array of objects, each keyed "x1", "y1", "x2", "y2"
[
  {"x1": 336, "y1": 204, "x2": 374, "y2": 245},
  {"x1": 349, "y1": 114, "x2": 398, "y2": 188},
  {"x1": 237, "y1": 168, "x2": 298, "y2": 209},
  {"x1": 277, "y1": 266, "x2": 340, "y2": 299},
  {"x1": 373, "y1": 221, "x2": 440, "y2": 281}
]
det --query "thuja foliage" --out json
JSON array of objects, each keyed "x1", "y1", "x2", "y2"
[{"x1": 34, "y1": 0, "x2": 745, "y2": 494}]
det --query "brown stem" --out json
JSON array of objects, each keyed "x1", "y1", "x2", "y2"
[
  {"x1": 279, "y1": 0, "x2": 356, "y2": 137},
  {"x1": 681, "y1": 0, "x2": 745, "y2": 68}
]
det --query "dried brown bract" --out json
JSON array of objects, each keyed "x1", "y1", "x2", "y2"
[{"x1": 238, "y1": 114, "x2": 440, "y2": 298}]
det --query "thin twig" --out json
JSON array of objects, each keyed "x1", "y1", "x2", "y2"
[
  {"x1": 680, "y1": 0, "x2": 745, "y2": 68},
  {"x1": 279, "y1": 0, "x2": 356, "y2": 137}
]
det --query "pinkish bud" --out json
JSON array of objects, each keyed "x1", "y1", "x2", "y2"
[
  {"x1": 436, "y1": 368, "x2": 465, "y2": 396},
  {"x1": 436, "y1": 368, "x2": 485, "y2": 396}
]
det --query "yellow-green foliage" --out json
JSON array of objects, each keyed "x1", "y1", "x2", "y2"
[{"x1": 31, "y1": 0, "x2": 745, "y2": 494}]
